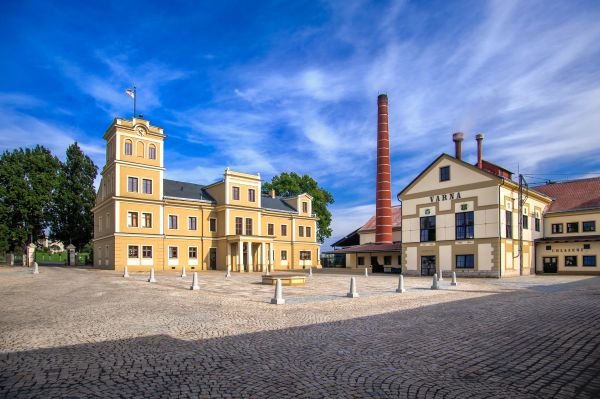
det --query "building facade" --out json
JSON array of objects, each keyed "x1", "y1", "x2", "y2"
[{"x1": 92, "y1": 118, "x2": 320, "y2": 273}]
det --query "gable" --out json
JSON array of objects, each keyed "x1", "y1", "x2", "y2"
[{"x1": 400, "y1": 154, "x2": 498, "y2": 198}]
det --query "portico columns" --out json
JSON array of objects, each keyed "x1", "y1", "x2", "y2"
[
  {"x1": 248, "y1": 242, "x2": 253, "y2": 272},
  {"x1": 226, "y1": 242, "x2": 231, "y2": 273},
  {"x1": 261, "y1": 242, "x2": 266, "y2": 273},
  {"x1": 238, "y1": 241, "x2": 243, "y2": 272}
]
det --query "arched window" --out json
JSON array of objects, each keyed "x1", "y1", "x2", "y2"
[
  {"x1": 136, "y1": 141, "x2": 144, "y2": 158},
  {"x1": 124, "y1": 139, "x2": 132, "y2": 156},
  {"x1": 149, "y1": 144, "x2": 157, "y2": 160}
]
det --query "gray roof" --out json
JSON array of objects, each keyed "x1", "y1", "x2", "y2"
[
  {"x1": 163, "y1": 179, "x2": 215, "y2": 202},
  {"x1": 261, "y1": 196, "x2": 297, "y2": 212}
]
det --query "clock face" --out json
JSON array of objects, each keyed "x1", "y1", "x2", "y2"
[{"x1": 136, "y1": 126, "x2": 146, "y2": 136}]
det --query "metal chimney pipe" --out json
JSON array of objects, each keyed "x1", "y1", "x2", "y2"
[
  {"x1": 476, "y1": 133, "x2": 484, "y2": 169},
  {"x1": 452, "y1": 132, "x2": 464, "y2": 160},
  {"x1": 376, "y1": 94, "x2": 393, "y2": 244}
]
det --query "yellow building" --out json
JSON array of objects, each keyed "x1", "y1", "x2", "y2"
[{"x1": 92, "y1": 117, "x2": 320, "y2": 273}]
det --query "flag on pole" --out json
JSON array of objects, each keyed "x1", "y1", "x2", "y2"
[{"x1": 125, "y1": 88, "x2": 135, "y2": 98}]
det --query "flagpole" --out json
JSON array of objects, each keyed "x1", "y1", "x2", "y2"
[{"x1": 133, "y1": 85, "x2": 137, "y2": 119}]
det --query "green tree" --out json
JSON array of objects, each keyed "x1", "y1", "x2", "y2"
[
  {"x1": 0, "y1": 146, "x2": 61, "y2": 253},
  {"x1": 262, "y1": 172, "x2": 334, "y2": 243},
  {"x1": 50, "y1": 142, "x2": 98, "y2": 250}
]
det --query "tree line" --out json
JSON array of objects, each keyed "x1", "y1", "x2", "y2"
[{"x1": 0, "y1": 143, "x2": 98, "y2": 255}]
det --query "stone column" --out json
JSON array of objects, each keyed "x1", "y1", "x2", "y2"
[
  {"x1": 261, "y1": 242, "x2": 266, "y2": 273},
  {"x1": 66, "y1": 244, "x2": 76, "y2": 266},
  {"x1": 238, "y1": 241, "x2": 243, "y2": 272},
  {"x1": 27, "y1": 243, "x2": 36, "y2": 267},
  {"x1": 248, "y1": 242, "x2": 253, "y2": 272},
  {"x1": 226, "y1": 242, "x2": 231, "y2": 273}
]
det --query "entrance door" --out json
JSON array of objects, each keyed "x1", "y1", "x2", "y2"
[
  {"x1": 209, "y1": 248, "x2": 217, "y2": 270},
  {"x1": 370, "y1": 256, "x2": 381, "y2": 273},
  {"x1": 543, "y1": 257, "x2": 558, "y2": 273},
  {"x1": 421, "y1": 256, "x2": 436, "y2": 276}
]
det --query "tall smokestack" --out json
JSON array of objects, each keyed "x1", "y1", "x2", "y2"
[
  {"x1": 376, "y1": 94, "x2": 393, "y2": 244},
  {"x1": 476, "y1": 133, "x2": 484, "y2": 169},
  {"x1": 452, "y1": 132, "x2": 464, "y2": 160}
]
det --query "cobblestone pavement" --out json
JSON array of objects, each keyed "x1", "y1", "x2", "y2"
[{"x1": 0, "y1": 266, "x2": 599, "y2": 398}]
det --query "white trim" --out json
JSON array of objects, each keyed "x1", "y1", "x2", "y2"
[
  {"x1": 188, "y1": 245, "x2": 199, "y2": 265},
  {"x1": 188, "y1": 216, "x2": 198, "y2": 231},
  {"x1": 159, "y1": 170, "x2": 163, "y2": 199},
  {"x1": 224, "y1": 171, "x2": 229, "y2": 203},
  {"x1": 114, "y1": 160, "x2": 165, "y2": 171},
  {"x1": 141, "y1": 212, "x2": 153, "y2": 229},
  {"x1": 225, "y1": 209, "x2": 229, "y2": 235},
  {"x1": 227, "y1": 178, "x2": 261, "y2": 186},
  {"x1": 163, "y1": 196, "x2": 213, "y2": 203},
  {"x1": 126, "y1": 175, "x2": 139, "y2": 193},
  {"x1": 120, "y1": 131, "x2": 163, "y2": 143},
  {"x1": 292, "y1": 218, "x2": 296, "y2": 241},
  {"x1": 127, "y1": 210, "x2": 140, "y2": 228},
  {"x1": 141, "y1": 177, "x2": 153, "y2": 195},
  {"x1": 115, "y1": 131, "x2": 121, "y2": 161},
  {"x1": 115, "y1": 164, "x2": 120, "y2": 196},
  {"x1": 127, "y1": 244, "x2": 141, "y2": 265},
  {"x1": 167, "y1": 214, "x2": 179, "y2": 230},
  {"x1": 168, "y1": 245, "x2": 179, "y2": 266},
  {"x1": 258, "y1": 212, "x2": 262, "y2": 236}
]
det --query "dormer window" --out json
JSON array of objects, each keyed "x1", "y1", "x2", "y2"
[
  {"x1": 302, "y1": 201, "x2": 308, "y2": 213},
  {"x1": 440, "y1": 166, "x2": 450, "y2": 182}
]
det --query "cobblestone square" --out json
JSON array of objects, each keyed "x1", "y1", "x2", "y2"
[{"x1": 1, "y1": 266, "x2": 599, "y2": 398}]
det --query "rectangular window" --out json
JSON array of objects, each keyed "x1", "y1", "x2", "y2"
[
  {"x1": 232, "y1": 186, "x2": 240, "y2": 200},
  {"x1": 506, "y1": 210, "x2": 513, "y2": 239},
  {"x1": 552, "y1": 223, "x2": 563, "y2": 234},
  {"x1": 535, "y1": 217, "x2": 541, "y2": 232},
  {"x1": 565, "y1": 256, "x2": 577, "y2": 267},
  {"x1": 168, "y1": 215, "x2": 178, "y2": 229},
  {"x1": 567, "y1": 222, "x2": 579, "y2": 233},
  {"x1": 209, "y1": 218, "x2": 217, "y2": 232},
  {"x1": 397, "y1": 256, "x2": 402, "y2": 266},
  {"x1": 142, "y1": 246, "x2": 152, "y2": 258},
  {"x1": 302, "y1": 202, "x2": 308, "y2": 213},
  {"x1": 420, "y1": 216, "x2": 436, "y2": 242},
  {"x1": 281, "y1": 225, "x2": 287, "y2": 236},
  {"x1": 455, "y1": 211, "x2": 474, "y2": 240},
  {"x1": 149, "y1": 146, "x2": 156, "y2": 160},
  {"x1": 248, "y1": 188, "x2": 256, "y2": 202},
  {"x1": 299, "y1": 226, "x2": 304, "y2": 237},
  {"x1": 357, "y1": 256, "x2": 365, "y2": 266},
  {"x1": 142, "y1": 179, "x2": 152, "y2": 194},
  {"x1": 125, "y1": 141, "x2": 132, "y2": 155},
  {"x1": 584, "y1": 244, "x2": 591, "y2": 249},
  {"x1": 456, "y1": 254, "x2": 475, "y2": 269},
  {"x1": 439, "y1": 166, "x2": 450, "y2": 182},
  {"x1": 281, "y1": 250, "x2": 288, "y2": 261},
  {"x1": 189, "y1": 247, "x2": 198, "y2": 259},
  {"x1": 384, "y1": 256, "x2": 392, "y2": 265},
  {"x1": 522, "y1": 214, "x2": 529, "y2": 230},
  {"x1": 128, "y1": 245, "x2": 139, "y2": 258},
  {"x1": 268, "y1": 223, "x2": 274, "y2": 235},
  {"x1": 583, "y1": 256, "x2": 596, "y2": 267},
  {"x1": 127, "y1": 177, "x2": 138, "y2": 192},
  {"x1": 306, "y1": 226, "x2": 311, "y2": 237},
  {"x1": 245, "y1": 218, "x2": 253, "y2": 235},
  {"x1": 142, "y1": 213, "x2": 152, "y2": 228},
  {"x1": 235, "y1": 217, "x2": 243, "y2": 235},
  {"x1": 583, "y1": 221, "x2": 596, "y2": 232},
  {"x1": 300, "y1": 251, "x2": 311, "y2": 260},
  {"x1": 127, "y1": 212, "x2": 138, "y2": 227},
  {"x1": 188, "y1": 217, "x2": 197, "y2": 230},
  {"x1": 169, "y1": 247, "x2": 178, "y2": 259}
]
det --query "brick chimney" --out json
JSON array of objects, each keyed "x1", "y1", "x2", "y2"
[
  {"x1": 476, "y1": 133, "x2": 484, "y2": 169},
  {"x1": 452, "y1": 132, "x2": 464, "y2": 160},
  {"x1": 376, "y1": 94, "x2": 393, "y2": 244}
]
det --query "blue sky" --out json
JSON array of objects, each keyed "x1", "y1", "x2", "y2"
[{"x1": 1, "y1": 0, "x2": 600, "y2": 247}]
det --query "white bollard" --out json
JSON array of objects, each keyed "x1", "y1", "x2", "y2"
[
  {"x1": 148, "y1": 268, "x2": 156, "y2": 283},
  {"x1": 396, "y1": 274, "x2": 406, "y2": 293},
  {"x1": 33, "y1": 262, "x2": 39, "y2": 275},
  {"x1": 270, "y1": 279, "x2": 285, "y2": 305},
  {"x1": 347, "y1": 277, "x2": 359, "y2": 298},
  {"x1": 438, "y1": 269, "x2": 443, "y2": 281},
  {"x1": 190, "y1": 272, "x2": 199, "y2": 290},
  {"x1": 181, "y1": 266, "x2": 187, "y2": 278},
  {"x1": 226, "y1": 268, "x2": 231, "y2": 279},
  {"x1": 431, "y1": 274, "x2": 439, "y2": 290},
  {"x1": 123, "y1": 265, "x2": 129, "y2": 278},
  {"x1": 265, "y1": 264, "x2": 270, "y2": 276},
  {"x1": 451, "y1": 271, "x2": 458, "y2": 286},
  {"x1": 364, "y1": 267, "x2": 369, "y2": 277},
  {"x1": 308, "y1": 267, "x2": 313, "y2": 277}
]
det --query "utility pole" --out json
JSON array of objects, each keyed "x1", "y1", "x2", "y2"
[{"x1": 517, "y1": 174, "x2": 529, "y2": 276}]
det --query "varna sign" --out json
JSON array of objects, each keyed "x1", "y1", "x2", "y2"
[{"x1": 430, "y1": 192, "x2": 462, "y2": 202}]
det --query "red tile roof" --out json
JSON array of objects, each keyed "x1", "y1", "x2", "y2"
[
  {"x1": 533, "y1": 177, "x2": 600, "y2": 213},
  {"x1": 358, "y1": 206, "x2": 402, "y2": 231}
]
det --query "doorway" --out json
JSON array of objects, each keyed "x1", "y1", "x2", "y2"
[
  {"x1": 209, "y1": 248, "x2": 217, "y2": 270},
  {"x1": 421, "y1": 256, "x2": 436, "y2": 276},
  {"x1": 543, "y1": 257, "x2": 558, "y2": 273}
]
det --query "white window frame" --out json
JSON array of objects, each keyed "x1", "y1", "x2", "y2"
[{"x1": 168, "y1": 214, "x2": 178, "y2": 230}]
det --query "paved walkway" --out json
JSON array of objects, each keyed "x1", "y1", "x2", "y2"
[{"x1": 0, "y1": 266, "x2": 598, "y2": 398}]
